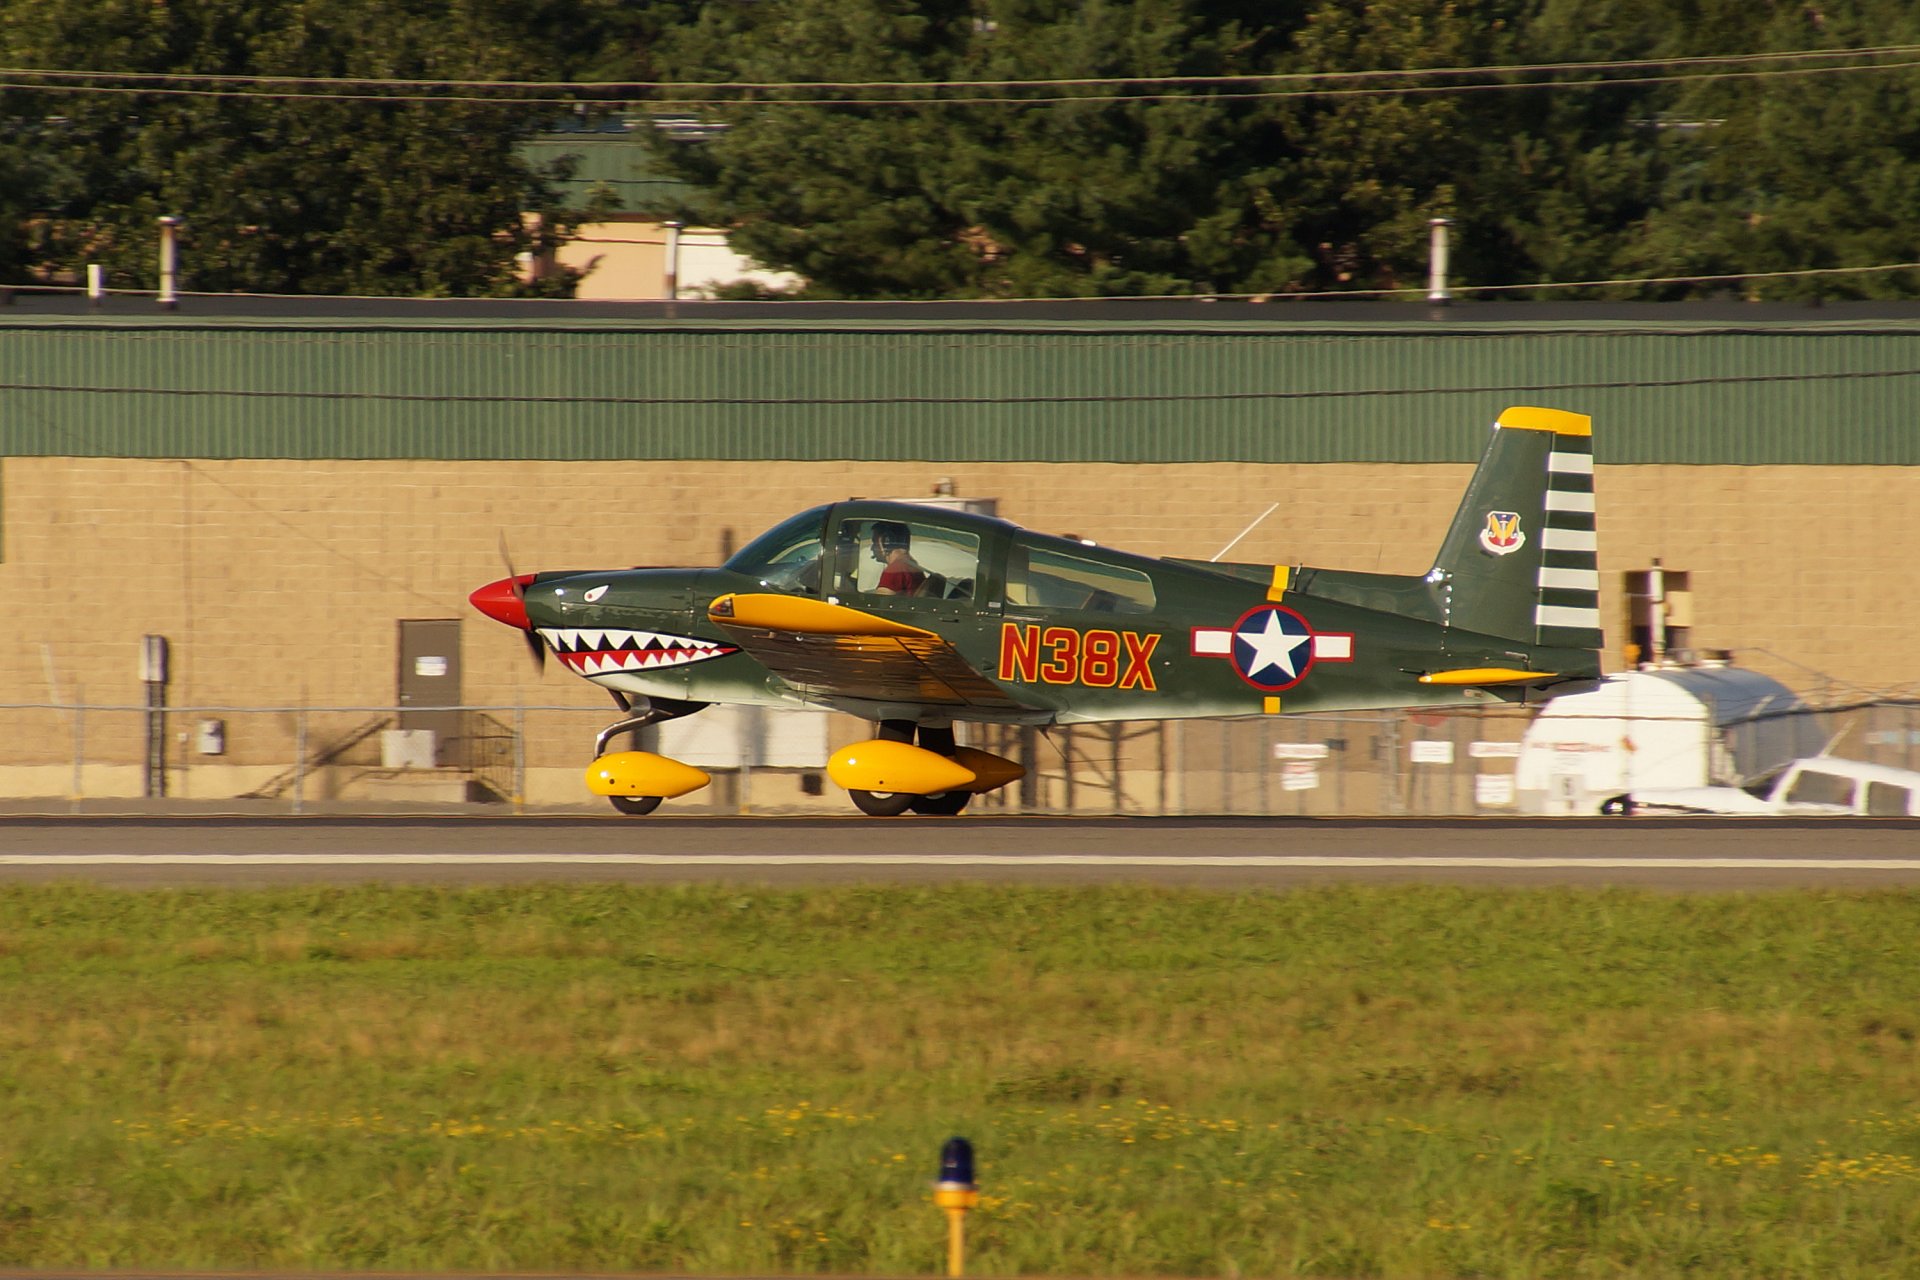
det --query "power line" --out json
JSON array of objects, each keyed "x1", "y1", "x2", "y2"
[
  {"x1": 4, "y1": 43, "x2": 1916, "y2": 91},
  {"x1": 1, "y1": 44, "x2": 1918, "y2": 106}
]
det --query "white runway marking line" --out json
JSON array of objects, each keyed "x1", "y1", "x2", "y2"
[{"x1": 3, "y1": 853, "x2": 1920, "y2": 870}]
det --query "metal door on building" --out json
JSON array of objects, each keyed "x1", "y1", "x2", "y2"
[{"x1": 398, "y1": 619, "x2": 463, "y2": 767}]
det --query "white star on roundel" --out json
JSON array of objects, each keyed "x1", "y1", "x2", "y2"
[{"x1": 1235, "y1": 608, "x2": 1313, "y2": 686}]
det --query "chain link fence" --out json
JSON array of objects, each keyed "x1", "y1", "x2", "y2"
[{"x1": 0, "y1": 698, "x2": 1913, "y2": 816}]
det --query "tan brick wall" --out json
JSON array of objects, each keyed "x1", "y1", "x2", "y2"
[{"x1": 0, "y1": 456, "x2": 1912, "y2": 773}]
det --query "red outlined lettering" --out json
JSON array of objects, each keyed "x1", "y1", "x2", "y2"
[
  {"x1": 998, "y1": 623, "x2": 1040, "y2": 682},
  {"x1": 998, "y1": 625, "x2": 1162, "y2": 691},
  {"x1": 1119, "y1": 631, "x2": 1160, "y2": 691},
  {"x1": 1039, "y1": 626, "x2": 1080, "y2": 684},
  {"x1": 1081, "y1": 630, "x2": 1120, "y2": 687}
]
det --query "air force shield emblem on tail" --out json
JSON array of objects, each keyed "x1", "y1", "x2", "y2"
[{"x1": 1479, "y1": 510, "x2": 1525, "y2": 556}]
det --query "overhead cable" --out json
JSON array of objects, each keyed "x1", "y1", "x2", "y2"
[{"x1": 1, "y1": 43, "x2": 1918, "y2": 105}]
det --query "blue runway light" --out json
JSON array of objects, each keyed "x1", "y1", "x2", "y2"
[
  {"x1": 939, "y1": 1135, "x2": 975, "y2": 1188},
  {"x1": 932, "y1": 1136, "x2": 980, "y2": 1276}
]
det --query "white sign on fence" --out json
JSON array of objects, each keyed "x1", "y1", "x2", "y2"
[
  {"x1": 1410, "y1": 739, "x2": 1455, "y2": 765},
  {"x1": 1468, "y1": 740, "x2": 1522, "y2": 759},
  {"x1": 1281, "y1": 761, "x2": 1321, "y2": 791},
  {"x1": 1272, "y1": 742, "x2": 1332, "y2": 760},
  {"x1": 1475, "y1": 774, "x2": 1517, "y2": 807}
]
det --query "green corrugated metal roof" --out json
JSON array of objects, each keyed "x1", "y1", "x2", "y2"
[{"x1": 2, "y1": 317, "x2": 1916, "y2": 463}]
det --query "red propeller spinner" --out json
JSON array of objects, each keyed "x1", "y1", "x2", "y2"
[{"x1": 469, "y1": 574, "x2": 535, "y2": 631}]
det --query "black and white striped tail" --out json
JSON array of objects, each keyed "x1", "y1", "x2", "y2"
[{"x1": 1536, "y1": 429, "x2": 1603, "y2": 651}]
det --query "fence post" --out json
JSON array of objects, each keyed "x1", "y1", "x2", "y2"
[
  {"x1": 513, "y1": 701, "x2": 527, "y2": 814},
  {"x1": 741, "y1": 705, "x2": 761, "y2": 815},
  {"x1": 1061, "y1": 726, "x2": 1075, "y2": 814},
  {"x1": 1453, "y1": 716, "x2": 1467, "y2": 815},
  {"x1": 292, "y1": 705, "x2": 307, "y2": 816},
  {"x1": 1259, "y1": 720, "x2": 1272, "y2": 815},
  {"x1": 1157, "y1": 722, "x2": 1169, "y2": 816},
  {"x1": 1219, "y1": 718, "x2": 1232, "y2": 814},
  {"x1": 1383, "y1": 718, "x2": 1403, "y2": 815},
  {"x1": 70, "y1": 688, "x2": 85, "y2": 813}
]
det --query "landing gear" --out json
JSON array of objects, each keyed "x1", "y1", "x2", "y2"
[
  {"x1": 842, "y1": 721, "x2": 973, "y2": 817},
  {"x1": 843, "y1": 720, "x2": 924, "y2": 816},
  {"x1": 849, "y1": 789, "x2": 916, "y2": 817},
  {"x1": 591, "y1": 696, "x2": 709, "y2": 817},
  {"x1": 909, "y1": 791, "x2": 971, "y2": 816},
  {"x1": 608, "y1": 794, "x2": 663, "y2": 816}
]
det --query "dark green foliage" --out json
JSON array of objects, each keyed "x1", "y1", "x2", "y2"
[
  {"x1": 0, "y1": 0, "x2": 622, "y2": 295},
  {"x1": 1634, "y1": 0, "x2": 1920, "y2": 299},
  {"x1": 5, "y1": 0, "x2": 1919, "y2": 299},
  {"x1": 636, "y1": 0, "x2": 1920, "y2": 299}
]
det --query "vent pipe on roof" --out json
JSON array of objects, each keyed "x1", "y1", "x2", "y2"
[
  {"x1": 156, "y1": 216, "x2": 182, "y2": 311},
  {"x1": 663, "y1": 220, "x2": 682, "y2": 303},
  {"x1": 1426, "y1": 217, "x2": 1452, "y2": 305}
]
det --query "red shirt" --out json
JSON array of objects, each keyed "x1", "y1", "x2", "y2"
[{"x1": 879, "y1": 562, "x2": 925, "y2": 593}]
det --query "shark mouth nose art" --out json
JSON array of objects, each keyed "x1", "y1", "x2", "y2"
[{"x1": 536, "y1": 628, "x2": 739, "y2": 675}]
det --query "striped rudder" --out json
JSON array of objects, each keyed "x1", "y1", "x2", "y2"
[
  {"x1": 1536, "y1": 430, "x2": 1603, "y2": 650},
  {"x1": 1429, "y1": 406, "x2": 1602, "y2": 658}
]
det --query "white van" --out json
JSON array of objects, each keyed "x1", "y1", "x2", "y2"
[{"x1": 1601, "y1": 756, "x2": 1920, "y2": 817}]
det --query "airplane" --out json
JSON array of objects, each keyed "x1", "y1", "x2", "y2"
[{"x1": 471, "y1": 405, "x2": 1602, "y2": 816}]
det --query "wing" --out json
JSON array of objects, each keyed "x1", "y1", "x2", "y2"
[{"x1": 707, "y1": 593, "x2": 1028, "y2": 710}]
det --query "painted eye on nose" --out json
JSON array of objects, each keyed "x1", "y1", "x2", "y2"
[{"x1": 584, "y1": 585, "x2": 609, "y2": 603}]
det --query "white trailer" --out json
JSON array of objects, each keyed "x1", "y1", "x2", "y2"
[{"x1": 1516, "y1": 665, "x2": 1825, "y2": 815}]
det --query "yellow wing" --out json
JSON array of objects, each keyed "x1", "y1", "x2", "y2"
[{"x1": 706, "y1": 593, "x2": 1027, "y2": 709}]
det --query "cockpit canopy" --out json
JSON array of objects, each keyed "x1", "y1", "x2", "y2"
[
  {"x1": 724, "y1": 502, "x2": 987, "y2": 601},
  {"x1": 723, "y1": 506, "x2": 830, "y2": 592},
  {"x1": 724, "y1": 501, "x2": 1158, "y2": 613}
]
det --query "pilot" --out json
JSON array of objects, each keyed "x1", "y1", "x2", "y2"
[{"x1": 868, "y1": 520, "x2": 926, "y2": 595}]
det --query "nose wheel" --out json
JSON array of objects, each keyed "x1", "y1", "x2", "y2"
[{"x1": 592, "y1": 695, "x2": 708, "y2": 816}]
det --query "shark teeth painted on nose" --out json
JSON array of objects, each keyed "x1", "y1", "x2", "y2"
[{"x1": 536, "y1": 628, "x2": 740, "y2": 674}]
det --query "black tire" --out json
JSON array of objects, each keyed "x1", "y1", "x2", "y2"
[
  {"x1": 909, "y1": 791, "x2": 971, "y2": 816},
  {"x1": 1598, "y1": 794, "x2": 1636, "y2": 817},
  {"x1": 849, "y1": 789, "x2": 916, "y2": 817},
  {"x1": 609, "y1": 794, "x2": 663, "y2": 816}
]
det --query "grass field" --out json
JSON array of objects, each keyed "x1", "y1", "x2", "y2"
[{"x1": 2, "y1": 881, "x2": 1919, "y2": 1277}]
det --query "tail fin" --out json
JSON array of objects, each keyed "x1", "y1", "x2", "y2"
[{"x1": 1430, "y1": 406, "x2": 1601, "y2": 651}]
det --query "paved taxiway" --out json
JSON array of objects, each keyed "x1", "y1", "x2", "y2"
[{"x1": 0, "y1": 814, "x2": 1916, "y2": 889}]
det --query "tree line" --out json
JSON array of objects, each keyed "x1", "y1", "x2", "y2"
[{"x1": 4, "y1": 0, "x2": 1917, "y2": 301}]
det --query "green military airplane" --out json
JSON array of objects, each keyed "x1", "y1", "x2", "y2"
[{"x1": 471, "y1": 405, "x2": 1601, "y2": 816}]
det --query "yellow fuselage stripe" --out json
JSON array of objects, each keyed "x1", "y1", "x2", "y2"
[{"x1": 1419, "y1": 667, "x2": 1561, "y2": 686}]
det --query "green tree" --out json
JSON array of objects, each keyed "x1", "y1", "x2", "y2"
[
  {"x1": 639, "y1": 0, "x2": 1588, "y2": 299},
  {"x1": 1634, "y1": 0, "x2": 1920, "y2": 299},
  {"x1": 0, "y1": 94, "x2": 85, "y2": 285},
  {"x1": 1447, "y1": 0, "x2": 1704, "y2": 298},
  {"x1": 1235, "y1": 0, "x2": 1533, "y2": 294},
  {"x1": 0, "y1": 0, "x2": 605, "y2": 296}
]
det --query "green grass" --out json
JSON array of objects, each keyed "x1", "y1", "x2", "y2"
[{"x1": 2, "y1": 882, "x2": 1919, "y2": 1277}]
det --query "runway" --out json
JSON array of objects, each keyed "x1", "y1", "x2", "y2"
[{"x1": 0, "y1": 814, "x2": 1917, "y2": 888}]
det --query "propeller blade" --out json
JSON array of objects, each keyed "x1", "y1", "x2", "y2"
[{"x1": 496, "y1": 534, "x2": 546, "y2": 674}]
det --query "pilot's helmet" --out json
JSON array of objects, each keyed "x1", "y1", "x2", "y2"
[{"x1": 871, "y1": 520, "x2": 912, "y2": 551}]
